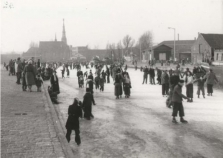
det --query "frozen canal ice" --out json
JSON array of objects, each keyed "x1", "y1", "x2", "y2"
[{"x1": 55, "y1": 65, "x2": 223, "y2": 158}]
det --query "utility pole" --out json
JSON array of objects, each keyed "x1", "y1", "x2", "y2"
[
  {"x1": 139, "y1": 41, "x2": 141, "y2": 61},
  {"x1": 168, "y1": 27, "x2": 176, "y2": 61}
]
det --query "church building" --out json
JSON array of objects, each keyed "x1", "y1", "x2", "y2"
[{"x1": 23, "y1": 19, "x2": 71, "y2": 62}]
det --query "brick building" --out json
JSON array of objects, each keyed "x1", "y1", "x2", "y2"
[
  {"x1": 22, "y1": 19, "x2": 71, "y2": 62},
  {"x1": 191, "y1": 33, "x2": 223, "y2": 64}
]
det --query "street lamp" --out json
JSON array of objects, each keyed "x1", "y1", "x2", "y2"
[{"x1": 168, "y1": 27, "x2": 176, "y2": 61}]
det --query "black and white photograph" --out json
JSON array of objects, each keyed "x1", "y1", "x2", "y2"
[{"x1": 1, "y1": 0, "x2": 223, "y2": 157}]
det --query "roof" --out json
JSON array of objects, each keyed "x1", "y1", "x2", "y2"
[
  {"x1": 23, "y1": 47, "x2": 40, "y2": 57},
  {"x1": 159, "y1": 40, "x2": 195, "y2": 47},
  {"x1": 201, "y1": 33, "x2": 223, "y2": 49},
  {"x1": 39, "y1": 41, "x2": 70, "y2": 52},
  {"x1": 153, "y1": 40, "x2": 195, "y2": 53}
]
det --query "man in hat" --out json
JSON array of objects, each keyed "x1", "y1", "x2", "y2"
[
  {"x1": 172, "y1": 80, "x2": 189, "y2": 124},
  {"x1": 16, "y1": 57, "x2": 22, "y2": 84}
]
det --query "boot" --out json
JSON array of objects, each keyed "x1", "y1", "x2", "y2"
[
  {"x1": 198, "y1": 95, "x2": 199, "y2": 98},
  {"x1": 203, "y1": 95, "x2": 205, "y2": 98},
  {"x1": 172, "y1": 118, "x2": 178, "y2": 124},
  {"x1": 191, "y1": 98, "x2": 193, "y2": 102},
  {"x1": 180, "y1": 118, "x2": 188, "y2": 124},
  {"x1": 211, "y1": 93, "x2": 212, "y2": 96}
]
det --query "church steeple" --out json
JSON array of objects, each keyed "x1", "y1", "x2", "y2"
[{"x1": 61, "y1": 19, "x2": 67, "y2": 44}]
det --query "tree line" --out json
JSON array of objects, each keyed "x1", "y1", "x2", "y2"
[{"x1": 106, "y1": 31, "x2": 153, "y2": 60}]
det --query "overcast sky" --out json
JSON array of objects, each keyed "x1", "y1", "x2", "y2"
[{"x1": 1, "y1": 0, "x2": 223, "y2": 53}]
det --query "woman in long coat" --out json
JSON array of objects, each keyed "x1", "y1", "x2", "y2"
[
  {"x1": 123, "y1": 74, "x2": 131, "y2": 98},
  {"x1": 206, "y1": 69, "x2": 218, "y2": 96},
  {"x1": 65, "y1": 98, "x2": 82, "y2": 145},
  {"x1": 82, "y1": 88, "x2": 96, "y2": 120},
  {"x1": 114, "y1": 69, "x2": 123, "y2": 99},
  {"x1": 24, "y1": 61, "x2": 36, "y2": 92},
  {"x1": 50, "y1": 71, "x2": 60, "y2": 94}
]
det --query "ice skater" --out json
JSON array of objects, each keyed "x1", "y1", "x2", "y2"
[
  {"x1": 65, "y1": 98, "x2": 82, "y2": 145},
  {"x1": 172, "y1": 80, "x2": 189, "y2": 124}
]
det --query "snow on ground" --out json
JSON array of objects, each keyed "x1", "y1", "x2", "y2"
[{"x1": 55, "y1": 65, "x2": 223, "y2": 158}]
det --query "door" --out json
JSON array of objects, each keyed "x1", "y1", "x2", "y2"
[{"x1": 159, "y1": 53, "x2": 166, "y2": 60}]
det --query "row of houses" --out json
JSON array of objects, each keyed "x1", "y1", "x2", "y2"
[
  {"x1": 22, "y1": 20, "x2": 223, "y2": 64},
  {"x1": 142, "y1": 33, "x2": 223, "y2": 64}
]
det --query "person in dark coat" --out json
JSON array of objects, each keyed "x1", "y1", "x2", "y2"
[
  {"x1": 83, "y1": 88, "x2": 96, "y2": 120},
  {"x1": 50, "y1": 71, "x2": 60, "y2": 94},
  {"x1": 106, "y1": 66, "x2": 110, "y2": 83},
  {"x1": 88, "y1": 72, "x2": 94, "y2": 81},
  {"x1": 156, "y1": 67, "x2": 162, "y2": 85},
  {"x1": 16, "y1": 58, "x2": 23, "y2": 84},
  {"x1": 172, "y1": 80, "x2": 189, "y2": 124},
  {"x1": 205, "y1": 69, "x2": 218, "y2": 96},
  {"x1": 166, "y1": 71, "x2": 180, "y2": 108},
  {"x1": 8, "y1": 59, "x2": 14, "y2": 76},
  {"x1": 99, "y1": 75, "x2": 105, "y2": 92},
  {"x1": 22, "y1": 71, "x2": 27, "y2": 91},
  {"x1": 149, "y1": 67, "x2": 155, "y2": 85},
  {"x1": 86, "y1": 76, "x2": 94, "y2": 94},
  {"x1": 48, "y1": 86, "x2": 59, "y2": 104},
  {"x1": 95, "y1": 75, "x2": 100, "y2": 90},
  {"x1": 161, "y1": 70, "x2": 169, "y2": 97},
  {"x1": 123, "y1": 74, "x2": 131, "y2": 98},
  {"x1": 66, "y1": 67, "x2": 70, "y2": 78},
  {"x1": 114, "y1": 69, "x2": 123, "y2": 99},
  {"x1": 101, "y1": 70, "x2": 106, "y2": 83},
  {"x1": 61, "y1": 69, "x2": 65, "y2": 78},
  {"x1": 36, "y1": 75, "x2": 43, "y2": 92},
  {"x1": 24, "y1": 60, "x2": 36, "y2": 92},
  {"x1": 185, "y1": 72, "x2": 194, "y2": 102},
  {"x1": 65, "y1": 98, "x2": 82, "y2": 145},
  {"x1": 77, "y1": 69, "x2": 83, "y2": 87},
  {"x1": 142, "y1": 66, "x2": 149, "y2": 84},
  {"x1": 193, "y1": 75, "x2": 206, "y2": 98}
]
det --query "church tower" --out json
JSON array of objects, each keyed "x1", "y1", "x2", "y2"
[{"x1": 61, "y1": 19, "x2": 67, "y2": 44}]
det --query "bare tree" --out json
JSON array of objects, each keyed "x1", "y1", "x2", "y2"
[
  {"x1": 122, "y1": 35, "x2": 135, "y2": 56},
  {"x1": 106, "y1": 43, "x2": 116, "y2": 59},
  {"x1": 116, "y1": 41, "x2": 123, "y2": 59},
  {"x1": 138, "y1": 31, "x2": 153, "y2": 51}
]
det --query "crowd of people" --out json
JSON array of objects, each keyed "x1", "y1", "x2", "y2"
[
  {"x1": 138, "y1": 64, "x2": 219, "y2": 124},
  {"x1": 61, "y1": 61, "x2": 219, "y2": 145},
  {"x1": 4, "y1": 58, "x2": 219, "y2": 146},
  {"x1": 3, "y1": 58, "x2": 61, "y2": 104}
]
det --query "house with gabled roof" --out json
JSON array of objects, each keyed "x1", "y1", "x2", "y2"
[
  {"x1": 151, "y1": 40, "x2": 195, "y2": 61},
  {"x1": 191, "y1": 33, "x2": 223, "y2": 64}
]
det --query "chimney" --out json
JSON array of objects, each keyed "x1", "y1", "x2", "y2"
[{"x1": 178, "y1": 34, "x2": 179, "y2": 41}]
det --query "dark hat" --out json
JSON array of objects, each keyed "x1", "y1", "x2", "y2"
[
  {"x1": 86, "y1": 88, "x2": 91, "y2": 92},
  {"x1": 179, "y1": 80, "x2": 184, "y2": 83}
]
